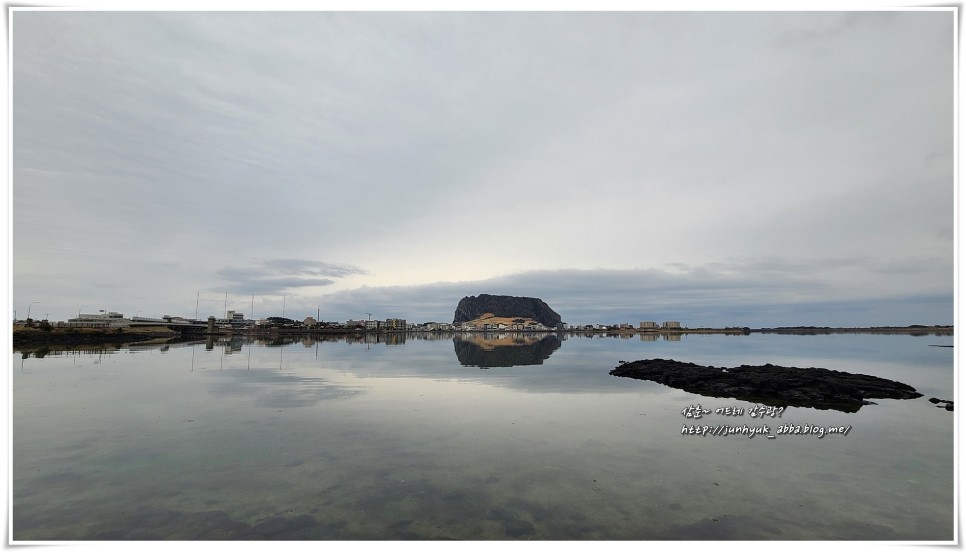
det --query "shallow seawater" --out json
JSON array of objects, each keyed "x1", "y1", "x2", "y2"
[{"x1": 11, "y1": 332, "x2": 955, "y2": 540}]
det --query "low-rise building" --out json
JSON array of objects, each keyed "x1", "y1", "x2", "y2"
[
  {"x1": 662, "y1": 321, "x2": 682, "y2": 329},
  {"x1": 640, "y1": 321, "x2": 658, "y2": 329},
  {"x1": 226, "y1": 311, "x2": 245, "y2": 322},
  {"x1": 163, "y1": 315, "x2": 191, "y2": 325},
  {"x1": 68, "y1": 311, "x2": 130, "y2": 328},
  {"x1": 385, "y1": 318, "x2": 407, "y2": 330}
]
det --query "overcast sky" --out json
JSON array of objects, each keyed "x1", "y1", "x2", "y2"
[{"x1": 10, "y1": 9, "x2": 955, "y2": 327}]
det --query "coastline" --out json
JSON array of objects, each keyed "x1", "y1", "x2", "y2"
[
  {"x1": 11, "y1": 324, "x2": 953, "y2": 349},
  {"x1": 748, "y1": 325, "x2": 954, "y2": 336}
]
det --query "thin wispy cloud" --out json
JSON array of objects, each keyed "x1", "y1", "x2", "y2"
[{"x1": 216, "y1": 259, "x2": 368, "y2": 294}]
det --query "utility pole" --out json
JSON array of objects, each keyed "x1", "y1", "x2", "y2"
[
  {"x1": 27, "y1": 301, "x2": 39, "y2": 321},
  {"x1": 251, "y1": 294, "x2": 255, "y2": 321},
  {"x1": 282, "y1": 294, "x2": 286, "y2": 318},
  {"x1": 195, "y1": 292, "x2": 200, "y2": 320}
]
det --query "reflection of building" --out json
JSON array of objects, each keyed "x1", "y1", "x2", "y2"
[
  {"x1": 640, "y1": 333, "x2": 659, "y2": 342},
  {"x1": 662, "y1": 321, "x2": 682, "y2": 329},
  {"x1": 664, "y1": 334, "x2": 682, "y2": 341},
  {"x1": 223, "y1": 339, "x2": 244, "y2": 354}
]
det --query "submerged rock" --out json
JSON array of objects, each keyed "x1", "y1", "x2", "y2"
[{"x1": 610, "y1": 359, "x2": 922, "y2": 413}]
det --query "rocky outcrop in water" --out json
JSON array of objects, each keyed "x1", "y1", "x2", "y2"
[
  {"x1": 610, "y1": 358, "x2": 923, "y2": 412},
  {"x1": 928, "y1": 397, "x2": 954, "y2": 411},
  {"x1": 453, "y1": 294, "x2": 562, "y2": 328}
]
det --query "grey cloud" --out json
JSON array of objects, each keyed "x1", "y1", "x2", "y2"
[
  {"x1": 216, "y1": 259, "x2": 367, "y2": 294},
  {"x1": 269, "y1": 259, "x2": 368, "y2": 278},
  {"x1": 314, "y1": 261, "x2": 952, "y2": 328},
  {"x1": 10, "y1": 11, "x2": 953, "y2": 325},
  {"x1": 772, "y1": 12, "x2": 876, "y2": 49}
]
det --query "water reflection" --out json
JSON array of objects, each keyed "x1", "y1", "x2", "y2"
[
  {"x1": 11, "y1": 331, "x2": 681, "y2": 360},
  {"x1": 203, "y1": 370, "x2": 365, "y2": 409},
  {"x1": 453, "y1": 333, "x2": 563, "y2": 368},
  {"x1": 10, "y1": 333, "x2": 955, "y2": 541}
]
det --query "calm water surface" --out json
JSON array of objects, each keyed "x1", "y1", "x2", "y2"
[{"x1": 11, "y1": 332, "x2": 955, "y2": 540}]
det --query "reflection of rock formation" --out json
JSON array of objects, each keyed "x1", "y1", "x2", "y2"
[
  {"x1": 453, "y1": 334, "x2": 562, "y2": 368},
  {"x1": 610, "y1": 358, "x2": 923, "y2": 413}
]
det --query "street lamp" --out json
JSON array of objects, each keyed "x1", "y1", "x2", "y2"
[{"x1": 27, "y1": 301, "x2": 39, "y2": 321}]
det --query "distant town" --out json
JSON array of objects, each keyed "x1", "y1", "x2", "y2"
[
  {"x1": 14, "y1": 309, "x2": 695, "y2": 333},
  {"x1": 12, "y1": 309, "x2": 953, "y2": 336}
]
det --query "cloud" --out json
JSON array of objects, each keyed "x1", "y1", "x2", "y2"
[
  {"x1": 313, "y1": 259, "x2": 951, "y2": 327},
  {"x1": 216, "y1": 259, "x2": 368, "y2": 295},
  {"x1": 9, "y1": 11, "x2": 953, "y2": 325}
]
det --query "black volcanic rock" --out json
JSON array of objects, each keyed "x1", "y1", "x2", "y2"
[
  {"x1": 929, "y1": 397, "x2": 954, "y2": 411},
  {"x1": 610, "y1": 358, "x2": 923, "y2": 413},
  {"x1": 453, "y1": 294, "x2": 562, "y2": 328}
]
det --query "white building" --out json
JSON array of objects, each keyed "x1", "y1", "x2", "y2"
[{"x1": 68, "y1": 311, "x2": 130, "y2": 328}]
